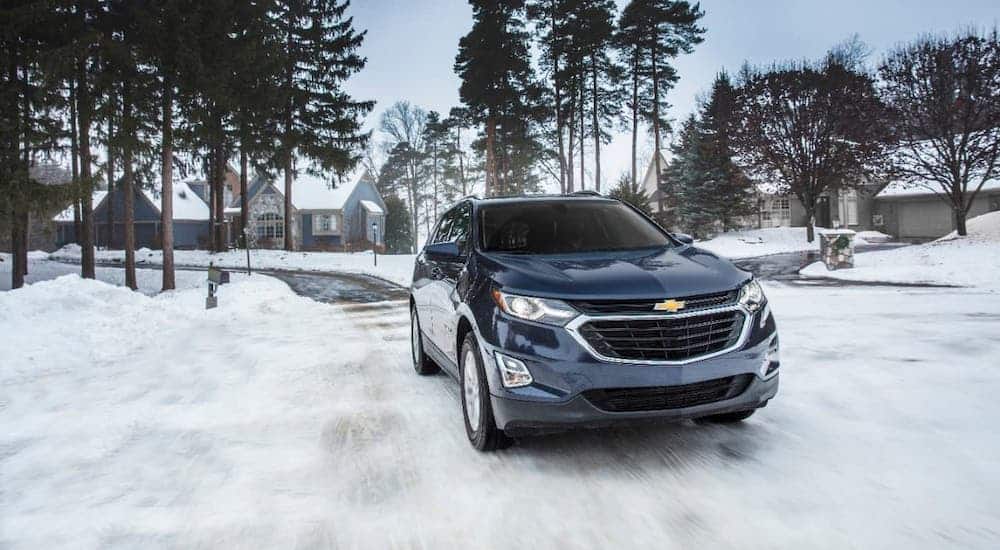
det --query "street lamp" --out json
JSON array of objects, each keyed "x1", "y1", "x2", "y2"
[{"x1": 372, "y1": 220, "x2": 378, "y2": 267}]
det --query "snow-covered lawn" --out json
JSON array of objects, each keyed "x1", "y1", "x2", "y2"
[
  {"x1": 49, "y1": 244, "x2": 417, "y2": 287},
  {"x1": 0, "y1": 252, "x2": 211, "y2": 294},
  {"x1": 694, "y1": 226, "x2": 887, "y2": 259},
  {"x1": 801, "y1": 211, "x2": 1000, "y2": 288},
  {"x1": 3, "y1": 276, "x2": 999, "y2": 548}
]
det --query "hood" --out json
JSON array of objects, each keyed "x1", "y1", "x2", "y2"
[{"x1": 481, "y1": 246, "x2": 750, "y2": 301}]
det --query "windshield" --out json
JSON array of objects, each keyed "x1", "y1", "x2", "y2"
[{"x1": 479, "y1": 200, "x2": 672, "y2": 254}]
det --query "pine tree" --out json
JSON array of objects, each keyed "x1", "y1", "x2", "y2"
[
  {"x1": 455, "y1": 0, "x2": 544, "y2": 196},
  {"x1": 608, "y1": 173, "x2": 652, "y2": 215},
  {"x1": 1, "y1": 1, "x2": 75, "y2": 288},
  {"x1": 617, "y1": 0, "x2": 704, "y2": 209},
  {"x1": 573, "y1": 0, "x2": 620, "y2": 192},
  {"x1": 271, "y1": 0, "x2": 373, "y2": 251},
  {"x1": 697, "y1": 71, "x2": 755, "y2": 230},
  {"x1": 381, "y1": 193, "x2": 413, "y2": 254}
]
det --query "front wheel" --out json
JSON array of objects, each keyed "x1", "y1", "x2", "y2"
[
  {"x1": 410, "y1": 307, "x2": 439, "y2": 375},
  {"x1": 459, "y1": 333, "x2": 510, "y2": 451}
]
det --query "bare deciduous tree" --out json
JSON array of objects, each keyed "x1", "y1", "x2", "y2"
[
  {"x1": 733, "y1": 59, "x2": 887, "y2": 242},
  {"x1": 879, "y1": 29, "x2": 1000, "y2": 236}
]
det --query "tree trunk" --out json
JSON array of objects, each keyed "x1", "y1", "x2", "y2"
[
  {"x1": 10, "y1": 221, "x2": 25, "y2": 289},
  {"x1": 70, "y1": 77, "x2": 81, "y2": 242},
  {"x1": 591, "y1": 55, "x2": 601, "y2": 194},
  {"x1": 283, "y1": 153, "x2": 294, "y2": 251},
  {"x1": 805, "y1": 205, "x2": 816, "y2": 243},
  {"x1": 122, "y1": 82, "x2": 137, "y2": 291},
  {"x1": 651, "y1": 44, "x2": 664, "y2": 215},
  {"x1": 955, "y1": 208, "x2": 968, "y2": 236},
  {"x1": 552, "y1": 9, "x2": 565, "y2": 193},
  {"x1": 77, "y1": 58, "x2": 95, "y2": 279},
  {"x1": 566, "y1": 101, "x2": 575, "y2": 192},
  {"x1": 161, "y1": 77, "x2": 175, "y2": 291},
  {"x1": 213, "y1": 140, "x2": 225, "y2": 252},
  {"x1": 579, "y1": 75, "x2": 585, "y2": 190},
  {"x1": 240, "y1": 144, "x2": 248, "y2": 246},
  {"x1": 106, "y1": 115, "x2": 115, "y2": 249},
  {"x1": 630, "y1": 50, "x2": 639, "y2": 189},
  {"x1": 207, "y1": 151, "x2": 215, "y2": 251},
  {"x1": 485, "y1": 114, "x2": 497, "y2": 197}
]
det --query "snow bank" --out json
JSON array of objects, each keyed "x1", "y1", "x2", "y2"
[
  {"x1": 696, "y1": 227, "x2": 820, "y2": 259},
  {"x1": 49, "y1": 246, "x2": 417, "y2": 287},
  {"x1": 1, "y1": 254, "x2": 209, "y2": 294},
  {"x1": 1, "y1": 274, "x2": 372, "y2": 548},
  {"x1": 938, "y1": 210, "x2": 1000, "y2": 242},
  {"x1": 800, "y1": 212, "x2": 1000, "y2": 288}
]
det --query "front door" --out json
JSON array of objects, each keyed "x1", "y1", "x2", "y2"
[
  {"x1": 816, "y1": 196, "x2": 832, "y2": 228},
  {"x1": 434, "y1": 202, "x2": 472, "y2": 362}
]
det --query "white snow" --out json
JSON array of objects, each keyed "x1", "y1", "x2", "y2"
[
  {"x1": 143, "y1": 180, "x2": 211, "y2": 221},
  {"x1": 877, "y1": 178, "x2": 1000, "y2": 198},
  {"x1": 696, "y1": 227, "x2": 821, "y2": 259},
  {"x1": 801, "y1": 211, "x2": 1000, "y2": 288},
  {"x1": 3, "y1": 278, "x2": 999, "y2": 548},
  {"x1": 855, "y1": 230, "x2": 893, "y2": 243},
  {"x1": 277, "y1": 171, "x2": 359, "y2": 210},
  {"x1": 1, "y1": 253, "x2": 211, "y2": 294},
  {"x1": 48, "y1": 245, "x2": 416, "y2": 287},
  {"x1": 52, "y1": 190, "x2": 108, "y2": 222},
  {"x1": 359, "y1": 199, "x2": 384, "y2": 214},
  {"x1": 52, "y1": 180, "x2": 210, "y2": 223}
]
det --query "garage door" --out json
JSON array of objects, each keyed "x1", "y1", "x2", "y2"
[{"x1": 898, "y1": 200, "x2": 954, "y2": 239}]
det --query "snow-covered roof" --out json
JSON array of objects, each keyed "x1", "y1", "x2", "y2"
[
  {"x1": 282, "y1": 172, "x2": 358, "y2": 210},
  {"x1": 53, "y1": 190, "x2": 109, "y2": 222},
  {"x1": 143, "y1": 180, "x2": 210, "y2": 220},
  {"x1": 52, "y1": 180, "x2": 209, "y2": 222},
  {"x1": 876, "y1": 179, "x2": 1000, "y2": 199},
  {"x1": 360, "y1": 199, "x2": 383, "y2": 214}
]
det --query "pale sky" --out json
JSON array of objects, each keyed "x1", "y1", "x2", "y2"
[{"x1": 344, "y1": 0, "x2": 999, "y2": 192}]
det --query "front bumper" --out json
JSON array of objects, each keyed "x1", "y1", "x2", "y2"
[
  {"x1": 478, "y1": 304, "x2": 780, "y2": 434},
  {"x1": 492, "y1": 374, "x2": 778, "y2": 435}
]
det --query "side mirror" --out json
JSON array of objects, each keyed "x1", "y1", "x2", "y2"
[
  {"x1": 424, "y1": 240, "x2": 462, "y2": 260},
  {"x1": 672, "y1": 232, "x2": 695, "y2": 245}
]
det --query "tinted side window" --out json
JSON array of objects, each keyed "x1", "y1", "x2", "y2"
[
  {"x1": 431, "y1": 211, "x2": 456, "y2": 244},
  {"x1": 449, "y1": 202, "x2": 472, "y2": 246}
]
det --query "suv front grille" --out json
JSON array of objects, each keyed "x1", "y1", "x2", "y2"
[
  {"x1": 583, "y1": 375, "x2": 753, "y2": 412},
  {"x1": 578, "y1": 310, "x2": 744, "y2": 362},
  {"x1": 571, "y1": 290, "x2": 737, "y2": 315}
]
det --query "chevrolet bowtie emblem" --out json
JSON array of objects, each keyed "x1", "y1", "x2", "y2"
[{"x1": 653, "y1": 299, "x2": 686, "y2": 312}]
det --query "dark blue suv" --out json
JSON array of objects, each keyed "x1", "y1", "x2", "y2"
[{"x1": 410, "y1": 195, "x2": 779, "y2": 451}]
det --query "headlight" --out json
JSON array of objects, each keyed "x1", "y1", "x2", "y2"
[
  {"x1": 491, "y1": 289, "x2": 578, "y2": 326},
  {"x1": 738, "y1": 279, "x2": 766, "y2": 312}
]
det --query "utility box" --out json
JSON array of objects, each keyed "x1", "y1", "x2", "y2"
[{"x1": 818, "y1": 229, "x2": 856, "y2": 270}]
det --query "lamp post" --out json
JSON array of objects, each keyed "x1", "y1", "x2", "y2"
[{"x1": 372, "y1": 220, "x2": 378, "y2": 267}]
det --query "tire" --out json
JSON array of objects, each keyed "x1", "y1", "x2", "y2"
[
  {"x1": 695, "y1": 409, "x2": 756, "y2": 424},
  {"x1": 410, "y1": 307, "x2": 439, "y2": 375},
  {"x1": 459, "y1": 333, "x2": 511, "y2": 451}
]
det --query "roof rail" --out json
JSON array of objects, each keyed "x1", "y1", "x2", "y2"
[
  {"x1": 570, "y1": 190, "x2": 603, "y2": 197},
  {"x1": 459, "y1": 194, "x2": 481, "y2": 201}
]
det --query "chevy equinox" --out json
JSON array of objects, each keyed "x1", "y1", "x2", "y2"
[{"x1": 410, "y1": 194, "x2": 779, "y2": 451}]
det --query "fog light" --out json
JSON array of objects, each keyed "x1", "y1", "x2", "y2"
[
  {"x1": 761, "y1": 340, "x2": 780, "y2": 378},
  {"x1": 494, "y1": 352, "x2": 533, "y2": 388}
]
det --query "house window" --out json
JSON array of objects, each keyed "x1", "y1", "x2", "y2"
[
  {"x1": 838, "y1": 190, "x2": 859, "y2": 226},
  {"x1": 762, "y1": 198, "x2": 791, "y2": 227},
  {"x1": 312, "y1": 213, "x2": 338, "y2": 235},
  {"x1": 256, "y1": 212, "x2": 284, "y2": 239}
]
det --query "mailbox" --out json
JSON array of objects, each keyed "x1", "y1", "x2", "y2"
[{"x1": 206, "y1": 264, "x2": 230, "y2": 309}]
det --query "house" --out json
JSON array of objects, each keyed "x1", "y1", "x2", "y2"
[
  {"x1": 54, "y1": 180, "x2": 211, "y2": 249},
  {"x1": 223, "y1": 170, "x2": 386, "y2": 250},
  {"x1": 0, "y1": 164, "x2": 73, "y2": 253},
  {"x1": 872, "y1": 180, "x2": 1000, "y2": 241},
  {"x1": 639, "y1": 153, "x2": 881, "y2": 233}
]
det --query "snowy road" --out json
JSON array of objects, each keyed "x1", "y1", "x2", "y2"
[{"x1": 4, "y1": 274, "x2": 999, "y2": 548}]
